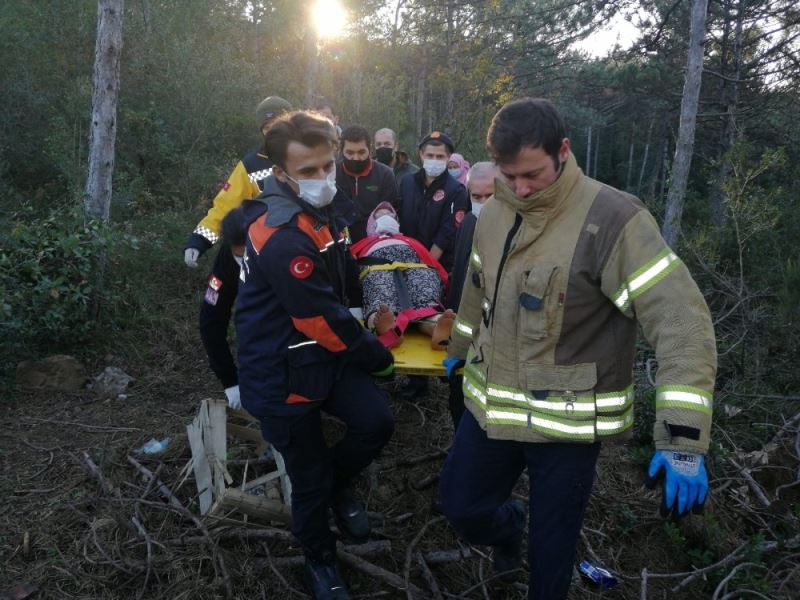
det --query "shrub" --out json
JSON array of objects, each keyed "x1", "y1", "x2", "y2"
[{"x1": 0, "y1": 199, "x2": 135, "y2": 369}]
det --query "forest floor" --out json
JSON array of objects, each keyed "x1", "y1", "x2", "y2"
[{"x1": 1, "y1": 212, "x2": 798, "y2": 599}]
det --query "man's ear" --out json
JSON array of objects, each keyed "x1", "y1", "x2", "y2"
[
  {"x1": 559, "y1": 138, "x2": 571, "y2": 163},
  {"x1": 272, "y1": 164, "x2": 288, "y2": 183}
]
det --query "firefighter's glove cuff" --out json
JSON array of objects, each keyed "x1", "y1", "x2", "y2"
[
  {"x1": 442, "y1": 357, "x2": 465, "y2": 379},
  {"x1": 224, "y1": 385, "x2": 242, "y2": 410},
  {"x1": 184, "y1": 247, "x2": 200, "y2": 268},
  {"x1": 646, "y1": 450, "x2": 708, "y2": 519},
  {"x1": 371, "y1": 363, "x2": 395, "y2": 378}
]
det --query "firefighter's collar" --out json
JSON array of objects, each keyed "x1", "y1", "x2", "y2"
[{"x1": 494, "y1": 152, "x2": 581, "y2": 216}]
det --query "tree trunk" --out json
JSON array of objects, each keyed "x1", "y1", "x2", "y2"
[
  {"x1": 626, "y1": 138, "x2": 634, "y2": 191},
  {"x1": 662, "y1": 0, "x2": 708, "y2": 248},
  {"x1": 711, "y1": 0, "x2": 745, "y2": 229},
  {"x1": 304, "y1": 28, "x2": 319, "y2": 107},
  {"x1": 585, "y1": 124, "x2": 592, "y2": 173},
  {"x1": 592, "y1": 130, "x2": 600, "y2": 178},
  {"x1": 637, "y1": 118, "x2": 654, "y2": 195},
  {"x1": 415, "y1": 61, "x2": 427, "y2": 140},
  {"x1": 85, "y1": 0, "x2": 124, "y2": 222}
]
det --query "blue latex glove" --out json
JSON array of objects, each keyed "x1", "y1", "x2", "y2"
[
  {"x1": 646, "y1": 450, "x2": 708, "y2": 519},
  {"x1": 442, "y1": 357, "x2": 465, "y2": 379}
]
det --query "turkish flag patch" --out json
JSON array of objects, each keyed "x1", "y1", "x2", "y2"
[
  {"x1": 208, "y1": 275, "x2": 223, "y2": 291},
  {"x1": 433, "y1": 190, "x2": 446, "y2": 202},
  {"x1": 455, "y1": 209, "x2": 465, "y2": 226},
  {"x1": 289, "y1": 256, "x2": 314, "y2": 279},
  {"x1": 222, "y1": 181, "x2": 231, "y2": 191}
]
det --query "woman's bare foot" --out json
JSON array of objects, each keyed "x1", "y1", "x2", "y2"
[
  {"x1": 431, "y1": 309, "x2": 456, "y2": 350},
  {"x1": 374, "y1": 304, "x2": 397, "y2": 336}
]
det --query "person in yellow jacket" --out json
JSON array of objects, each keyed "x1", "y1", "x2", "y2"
[
  {"x1": 184, "y1": 96, "x2": 291, "y2": 408},
  {"x1": 439, "y1": 98, "x2": 716, "y2": 600}
]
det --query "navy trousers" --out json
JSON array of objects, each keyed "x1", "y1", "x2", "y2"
[
  {"x1": 258, "y1": 366, "x2": 394, "y2": 558},
  {"x1": 439, "y1": 410, "x2": 600, "y2": 600}
]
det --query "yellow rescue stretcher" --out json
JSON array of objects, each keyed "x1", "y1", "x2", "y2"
[{"x1": 350, "y1": 308, "x2": 447, "y2": 376}]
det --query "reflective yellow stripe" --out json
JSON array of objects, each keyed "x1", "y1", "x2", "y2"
[
  {"x1": 656, "y1": 385, "x2": 712, "y2": 415},
  {"x1": 463, "y1": 377, "x2": 487, "y2": 407},
  {"x1": 470, "y1": 247, "x2": 482, "y2": 269},
  {"x1": 464, "y1": 361, "x2": 486, "y2": 384},
  {"x1": 359, "y1": 261, "x2": 429, "y2": 280},
  {"x1": 596, "y1": 409, "x2": 634, "y2": 435},
  {"x1": 596, "y1": 385, "x2": 634, "y2": 413},
  {"x1": 453, "y1": 317, "x2": 474, "y2": 338},
  {"x1": 612, "y1": 249, "x2": 682, "y2": 312},
  {"x1": 485, "y1": 409, "x2": 596, "y2": 440},
  {"x1": 486, "y1": 384, "x2": 595, "y2": 415}
]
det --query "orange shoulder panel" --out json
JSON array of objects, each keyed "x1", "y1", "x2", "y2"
[
  {"x1": 248, "y1": 216, "x2": 278, "y2": 253},
  {"x1": 296, "y1": 213, "x2": 336, "y2": 251},
  {"x1": 291, "y1": 316, "x2": 347, "y2": 352}
]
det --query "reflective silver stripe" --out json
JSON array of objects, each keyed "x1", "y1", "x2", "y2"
[
  {"x1": 656, "y1": 387, "x2": 712, "y2": 415},
  {"x1": 487, "y1": 385, "x2": 594, "y2": 413},
  {"x1": 454, "y1": 319, "x2": 473, "y2": 337},
  {"x1": 463, "y1": 378, "x2": 487, "y2": 406},
  {"x1": 613, "y1": 250, "x2": 680, "y2": 311},
  {"x1": 597, "y1": 411, "x2": 634, "y2": 433},
  {"x1": 596, "y1": 386, "x2": 634, "y2": 410},
  {"x1": 485, "y1": 410, "x2": 596, "y2": 436},
  {"x1": 287, "y1": 340, "x2": 317, "y2": 349},
  {"x1": 319, "y1": 240, "x2": 337, "y2": 253}
]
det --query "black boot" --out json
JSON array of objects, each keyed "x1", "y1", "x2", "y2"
[
  {"x1": 397, "y1": 375, "x2": 429, "y2": 401},
  {"x1": 331, "y1": 487, "x2": 370, "y2": 543},
  {"x1": 304, "y1": 549, "x2": 351, "y2": 599},
  {"x1": 492, "y1": 500, "x2": 525, "y2": 582}
]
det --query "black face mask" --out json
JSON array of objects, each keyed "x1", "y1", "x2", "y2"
[
  {"x1": 344, "y1": 157, "x2": 370, "y2": 173},
  {"x1": 374, "y1": 147, "x2": 394, "y2": 166}
]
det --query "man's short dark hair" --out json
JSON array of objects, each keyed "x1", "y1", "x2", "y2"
[
  {"x1": 340, "y1": 125, "x2": 370, "y2": 149},
  {"x1": 487, "y1": 98, "x2": 566, "y2": 165},
  {"x1": 263, "y1": 111, "x2": 338, "y2": 169},
  {"x1": 221, "y1": 205, "x2": 247, "y2": 247},
  {"x1": 312, "y1": 97, "x2": 336, "y2": 115}
]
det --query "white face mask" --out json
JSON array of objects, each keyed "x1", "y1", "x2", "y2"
[
  {"x1": 471, "y1": 201, "x2": 484, "y2": 217},
  {"x1": 288, "y1": 170, "x2": 337, "y2": 208},
  {"x1": 423, "y1": 159, "x2": 447, "y2": 178},
  {"x1": 375, "y1": 214, "x2": 400, "y2": 235},
  {"x1": 448, "y1": 167, "x2": 462, "y2": 178}
]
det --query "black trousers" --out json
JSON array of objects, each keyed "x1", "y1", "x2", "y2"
[
  {"x1": 439, "y1": 410, "x2": 600, "y2": 600},
  {"x1": 258, "y1": 366, "x2": 394, "y2": 558},
  {"x1": 199, "y1": 245, "x2": 240, "y2": 388}
]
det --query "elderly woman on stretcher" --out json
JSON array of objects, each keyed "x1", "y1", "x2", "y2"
[{"x1": 350, "y1": 202, "x2": 455, "y2": 350}]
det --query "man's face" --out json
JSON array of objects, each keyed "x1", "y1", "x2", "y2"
[
  {"x1": 273, "y1": 141, "x2": 335, "y2": 194},
  {"x1": 342, "y1": 140, "x2": 370, "y2": 161},
  {"x1": 419, "y1": 143, "x2": 450, "y2": 163},
  {"x1": 469, "y1": 177, "x2": 495, "y2": 205},
  {"x1": 374, "y1": 131, "x2": 397, "y2": 150},
  {"x1": 496, "y1": 139, "x2": 570, "y2": 197}
]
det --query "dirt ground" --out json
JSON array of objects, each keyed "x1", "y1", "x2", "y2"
[{"x1": 2, "y1": 346, "x2": 798, "y2": 599}]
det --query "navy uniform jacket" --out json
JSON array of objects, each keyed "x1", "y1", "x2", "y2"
[
  {"x1": 236, "y1": 177, "x2": 392, "y2": 418},
  {"x1": 335, "y1": 159, "x2": 399, "y2": 243},
  {"x1": 397, "y1": 169, "x2": 469, "y2": 271}
]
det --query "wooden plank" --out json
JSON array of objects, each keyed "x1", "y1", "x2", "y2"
[
  {"x1": 187, "y1": 422, "x2": 214, "y2": 515},
  {"x1": 210, "y1": 488, "x2": 292, "y2": 524},
  {"x1": 274, "y1": 450, "x2": 293, "y2": 506}
]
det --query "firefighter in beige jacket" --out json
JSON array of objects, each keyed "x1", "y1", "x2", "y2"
[{"x1": 439, "y1": 98, "x2": 716, "y2": 600}]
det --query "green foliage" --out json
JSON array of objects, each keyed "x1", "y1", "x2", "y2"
[{"x1": 0, "y1": 199, "x2": 136, "y2": 368}]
